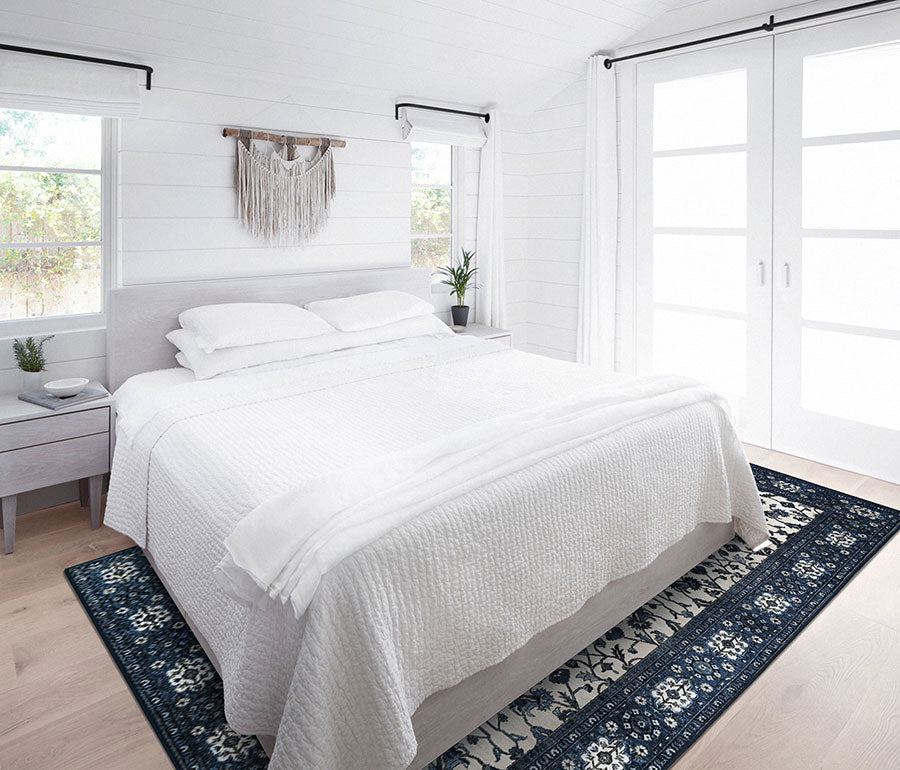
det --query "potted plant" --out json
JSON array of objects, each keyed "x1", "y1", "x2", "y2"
[
  {"x1": 437, "y1": 248, "x2": 478, "y2": 327},
  {"x1": 13, "y1": 335, "x2": 54, "y2": 392}
]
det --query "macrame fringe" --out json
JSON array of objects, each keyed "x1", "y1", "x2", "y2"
[{"x1": 235, "y1": 134, "x2": 336, "y2": 246}]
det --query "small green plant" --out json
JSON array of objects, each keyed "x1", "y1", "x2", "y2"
[
  {"x1": 436, "y1": 248, "x2": 478, "y2": 307},
  {"x1": 12, "y1": 335, "x2": 54, "y2": 373}
]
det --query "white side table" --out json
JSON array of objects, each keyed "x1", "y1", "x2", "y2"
[
  {"x1": 0, "y1": 382, "x2": 113, "y2": 554},
  {"x1": 451, "y1": 323, "x2": 512, "y2": 346}
]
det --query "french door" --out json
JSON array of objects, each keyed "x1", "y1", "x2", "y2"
[
  {"x1": 635, "y1": 39, "x2": 774, "y2": 447},
  {"x1": 633, "y1": 10, "x2": 900, "y2": 483},
  {"x1": 772, "y1": 13, "x2": 900, "y2": 483}
]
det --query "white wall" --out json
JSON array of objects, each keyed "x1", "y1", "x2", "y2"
[
  {"x1": 118, "y1": 88, "x2": 412, "y2": 285},
  {"x1": 502, "y1": 80, "x2": 586, "y2": 361}
]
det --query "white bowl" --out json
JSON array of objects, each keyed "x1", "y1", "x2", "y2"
[{"x1": 44, "y1": 377, "x2": 90, "y2": 398}]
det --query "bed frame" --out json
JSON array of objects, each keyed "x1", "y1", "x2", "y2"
[{"x1": 106, "y1": 267, "x2": 735, "y2": 769}]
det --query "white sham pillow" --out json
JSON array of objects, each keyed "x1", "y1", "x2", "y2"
[
  {"x1": 167, "y1": 314, "x2": 452, "y2": 379},
  {"x1": 304, "y1": 290, "x2": 434, "y2": 332},
  {"x1": 178, "y1": 302, "x2": 334, "y2": 353}
]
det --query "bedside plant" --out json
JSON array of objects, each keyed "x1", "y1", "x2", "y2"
[
  {"x1": 437, "y1": 248, "x2": 478, "y2": 327},
  {"x1": 13, "y1": 335, "x2": 54, "y2": 392}
]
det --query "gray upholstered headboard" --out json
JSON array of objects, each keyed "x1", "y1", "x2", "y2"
[{"x1": 106, "y1": 267, "x2": 432, "y2": 391}]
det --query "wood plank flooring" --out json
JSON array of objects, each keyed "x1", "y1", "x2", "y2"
[
  {"x1": 676, "y1": 446, "x2": 900, "y2": 769},
  {"x1": 0, "y1": 447, "x2": 897, "y2": 769}
]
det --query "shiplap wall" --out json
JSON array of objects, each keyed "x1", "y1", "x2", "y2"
[
  {"x1": 503, "y1": 65, "x2": 642, "y2": 371},
  {"x1": 503, "y1": 80, "x2": 586, "y2": 361},
  {"x1": 0, "y1": 81, "x2": 483, "y2": 394},
  {"x1": 118, "y1": 87, "x2": 414, "y2": 283}
]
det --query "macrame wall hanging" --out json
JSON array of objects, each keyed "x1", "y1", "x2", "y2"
[{"x1": 222, "y1": 127, "x2": 346, "y2": 247}]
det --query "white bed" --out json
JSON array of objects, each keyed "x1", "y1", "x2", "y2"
[{"x1": 103, "y1": 268, "x2": 768, "y2": 770}]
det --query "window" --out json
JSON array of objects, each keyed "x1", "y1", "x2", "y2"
[
  {"x1": 0, "y1": 109, "x2": 112, "y2": 325},
  {"x1": 410, "y1": 142, "x2": 456, "y2": 281}
]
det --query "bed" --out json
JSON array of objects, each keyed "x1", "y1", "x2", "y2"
[{"x1": 103, "y1": 267, "x2": 768, "y2": 770}]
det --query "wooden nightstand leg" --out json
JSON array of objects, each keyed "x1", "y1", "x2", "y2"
[
  {"x1": 79, "y1": 478, "x2": 90, "y2": 508},
  {"x1": 87, "y1": 475, "x2": 103, "y2": 530},
  {"x1": 2, "y1": 495, "x2": 16, "y2": 554}
]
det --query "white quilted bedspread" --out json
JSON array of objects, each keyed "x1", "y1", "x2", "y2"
[{"x1": 105, "y1": 335, "x2": 767, "y2": 770}]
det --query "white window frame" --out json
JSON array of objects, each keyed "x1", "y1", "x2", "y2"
[
  {"x1": 0, "y1": 115, "x2": 117, "y2": 335},
  {"x1": 409, "y1": 143, "x2": 460, "y2": 291}
]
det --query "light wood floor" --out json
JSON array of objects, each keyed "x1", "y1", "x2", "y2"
[{"x1": 0, "y1": 447, "x2": 897, "y2": 770}]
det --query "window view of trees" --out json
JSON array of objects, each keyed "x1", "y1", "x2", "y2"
[
  {"x1": 410, "y1": 142, "x2": 453, "y2": 278},
  {"x1": 0, "y1": 109, "x2": 102, "y2": 320}
]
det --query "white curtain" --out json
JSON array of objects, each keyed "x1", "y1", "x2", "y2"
[
  {"x1": 399, "y1": 106, "x2": 487, "y2": 148},
  {"x1": 476, "y1": 109, "x2": 507, "y2": 328},
  {"x1": 577, "y1": 55, "x2": 618, "y2": 369},
  {"x1": 0, "y1": 50, "x2": 143, "y2": 117}
]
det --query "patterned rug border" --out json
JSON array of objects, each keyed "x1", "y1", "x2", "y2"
[
  {"x1": 751, "y1": 463, "x2": 900, "y2": 520},
  {"x1": 63, "y1": 465, "x2": 899, "y2": 770},
  {"x1": 507, "y1": 464, "x2": 899, "y2": 769},
  {"x1": 65, "y1": 546, "x2": 185, "y2": 769}
]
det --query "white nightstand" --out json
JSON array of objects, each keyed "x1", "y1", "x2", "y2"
[
  {"x1": 0, "y1": 381, "x2": 113, "y2": 554},
  {"x1": 451, "y1": 323, "x2": 512, "y2": 346}
]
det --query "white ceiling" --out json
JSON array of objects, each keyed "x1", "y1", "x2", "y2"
[
  {"x1": 623, "y1": 0, "x2": 825, "y2": 47},
  {"x1": 1, "y1": 0, "x2": 702, "y2": 111}
]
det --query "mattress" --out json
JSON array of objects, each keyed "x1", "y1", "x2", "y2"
[{"x1": 104, "y1": 333, "x2": 768, "y2": 770}]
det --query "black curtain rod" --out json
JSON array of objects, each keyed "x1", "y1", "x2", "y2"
[
  {"x1": 604, "y1": 0, "x2": 898, "y2": 68},
  {"x1": 395, "y1": 102, "x2": 490, "y2": 123},
  {"x1": 0, "y1": 42, "x2": 153, "y2": 89}
]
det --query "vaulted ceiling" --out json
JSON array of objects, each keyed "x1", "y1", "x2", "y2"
[{"x1": 1, "y1": 0, "x2": 698, "y2": 111}]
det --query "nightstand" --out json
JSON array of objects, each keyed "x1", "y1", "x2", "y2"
[
  {"x1": 0, "y1": 382, "x2": 113, "y2": 554},
  {"x1": 452, "y1": 323, "x2": 512, "y2": 346}
]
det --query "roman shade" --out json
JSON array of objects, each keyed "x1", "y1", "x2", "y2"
[
  {"x1": 0, "y1": 49, "x2": 143, "y2": 117},
  {"x1": 399, "y1": 105, "x2": 487, "y2": 148}
]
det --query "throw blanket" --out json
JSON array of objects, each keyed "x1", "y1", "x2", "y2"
[
  {"x1": 105, "y1": 335, "x2": 769, "y2": 770},
  {"x1": 217, "y1": 377, "x2": 767, "y2": 618}
]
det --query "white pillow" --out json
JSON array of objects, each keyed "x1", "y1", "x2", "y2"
[
  {"x1": 178, "y1": 302, "x2": 334, "y2": 353},
  {"x1": 304, "y1": 290, "x2": 434, "y2": 332},
  {"x1": 167, "y1": 314, "x2": 452, "y2": 379},
  {"x1": 175, "y1": 351, "x2": 193, "y2": 371}
]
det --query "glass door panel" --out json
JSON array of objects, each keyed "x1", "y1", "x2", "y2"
[
  {"x1": 773, "y1": 10, "x2": 900, "y2": 483},
  {"x1": 802, "y1": 39, "x2": 900, "y2": 137},
  {"x1": 653, "y1": 68, "x2": 747, "y2": 149},
  {"x1": 802, "y1": 140, "x2": 900, "y2": 230},
  {"x1": 652, "y1": 235, "x2": 747, "y2": 312},
  {"x1": 801, "y1": 329, "x2": 900, "y2": 431},
  {"x1": 635, "y1": 38, "x2": 773, "y2": 446},
  {"x1": 802, "y1": 238, "x2": 900, "y2": 330},
  {"x1": 653, "y1": 153, "x2": 748, "y2": 228},
  {"x1": 653, "y1": 310, "x2": 748, "y2": 397}
]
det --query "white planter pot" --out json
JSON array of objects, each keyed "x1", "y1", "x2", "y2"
[{"x1": 22, "y1": 371, "x2": 42, "y2": 392}]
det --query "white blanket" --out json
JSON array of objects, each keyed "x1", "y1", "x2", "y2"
[
  {"x1": 104, "y1": 335, "x2": 768, "y2": 770},
  {"x1": 218, "y1": 376, "x2": 764, "y2": 618}
]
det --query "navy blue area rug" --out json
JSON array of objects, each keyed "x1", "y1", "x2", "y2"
[{"x1": 66, "y1": 466, "x2": 898, "y2": 770}]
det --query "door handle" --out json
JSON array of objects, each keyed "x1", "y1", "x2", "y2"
[
  {"x1": 783, "y1": 262, "x2": 791, "y2": 288},
  {"x1": 758, "y1": 260, "x2": 766, "y2": 286}
]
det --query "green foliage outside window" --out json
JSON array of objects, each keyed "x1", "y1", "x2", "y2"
[
  {"x1": 411, "y1": 142, "x2": 452, "y2": 278},
  {"x1": 0, "y1": 109, "x2": 102, "y2": 320}
]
